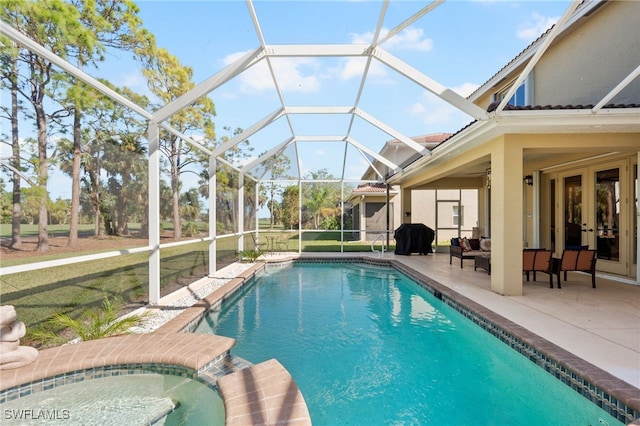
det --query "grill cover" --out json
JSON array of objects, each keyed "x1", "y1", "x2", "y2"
[{"x1": 393, "y1": 223, "x2": 434, "y2": 255}]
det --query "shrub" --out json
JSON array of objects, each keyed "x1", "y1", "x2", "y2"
[
  {"x1": 30, "y1": 296, "x2": 148, "y2": 346},
  {"x1": 182, "y1": 221, "x2": 200, "y2": 237},
  {"x1": 237, "y1": 249, "x2": 263, "y2": 263}
]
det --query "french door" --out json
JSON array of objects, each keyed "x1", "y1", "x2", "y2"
[{"x1": 559, "y1": 160, "x2": 629, "y2": 275}]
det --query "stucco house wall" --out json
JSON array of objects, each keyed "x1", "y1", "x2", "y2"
[{"x1": 534, "y1": 1, "x2": 640, "y2": 106}]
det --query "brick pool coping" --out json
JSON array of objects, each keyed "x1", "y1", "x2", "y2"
[
  {"x1": 218, "y1": 358, "x2": 311, "y2": 426},
  {"x1": 0, "y1": 333, "x2": 235, "y2": 392}
]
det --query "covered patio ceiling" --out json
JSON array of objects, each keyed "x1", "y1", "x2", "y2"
[{"x1": 2, "y1": 0, "x2": 638, "y2": 185}]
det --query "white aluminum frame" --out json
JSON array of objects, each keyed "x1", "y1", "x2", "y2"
[{"x1": 2, "y1": 0, "x2": 638, "y2": 304}]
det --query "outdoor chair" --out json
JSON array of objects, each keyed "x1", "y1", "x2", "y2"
[
  {"x1": 551, "y1": 249, "x2": 597, "y2": 289},
  {"x1": 522, "y1": 249, "x2": 553, "y2": 288},
  {"x1": 275, "y1": 233, "x2": 290, "y2": 252},
  {"x1": 250, "y1": 233, "x2": 267, "y2": 252}
]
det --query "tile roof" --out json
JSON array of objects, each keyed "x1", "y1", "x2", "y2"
[
  {"x1": 487, "y1": 102, "x2": 640, "y2": 113},
  {"x1": 385, "y1": 132, "x2": 453, "y2": 146},
  {"x1": 351, "y1": 183, "x2": 391, "y2": 193}
]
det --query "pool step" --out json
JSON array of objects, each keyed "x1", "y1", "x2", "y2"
[{"x1": 217, "y1": 358, "x2": 312, "y2": 426}]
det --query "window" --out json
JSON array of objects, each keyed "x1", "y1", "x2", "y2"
[
  {"x1": 453, "y1": 205, "x2": 464, "y2": 226},
  {"x1": 494, "y1": 82, "x2": 526, "y2": 107}
]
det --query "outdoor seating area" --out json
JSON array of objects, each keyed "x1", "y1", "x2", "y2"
[
  {"x1": 550, "y1": 249, "x2": 598, "y2": 289},
  {"x1": 452, "y1": 243, "x2": 598, "y2": 291},
  {"x1": 449, "y1": 237, "x2": 491, "y2": 269},
  {"x1": 522, "y1": 249, "x2": 553, "y2": 287}
]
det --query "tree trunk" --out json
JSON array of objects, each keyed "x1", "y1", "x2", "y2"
[
  {"x1": 68, "y1": 106, "x2": 82, "y2": 246},
  {"x1": 10, "y1": 58, "x2": 22, "y2": 249},
  {"x1": 140, "y1": 195, "x2": 149, "y2": 238},
  {"x1": 88, "y1": 167, "x2": 102, "y2": 238},
  {"x1": 116, "y1": 190, "x2": 128, "y2": 236},
  {"x1": 35, "y1": 104, "x2": 48, "y2": 252}
]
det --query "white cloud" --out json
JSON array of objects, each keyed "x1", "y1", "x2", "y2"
[
  {"x1": 222, "y1": 26, "x2": 431, "y2": 92},
  {"x1": 409, "y1": 82, "x2": 480, "y2": 129},
  {"x1": 350, "y1": 26, "x2": 433, "y2": 52},
  {"x1": 272, "y1": 58, "x2": 321, "y2": 92},
  {"x1": 119, "y1": 71, "x2": 145, "y2": 89},
  {"x1": 517, "y1": 12, "x2": 559, "y2": 41},
  {"x1": 383, "y1": 27, "x2": 433, "y2": 52},
  {"x1": 223, "y1": 51, "x2": 321, "y2": 93},
  {"x1": 453, "y1": 82, "x2": 480, "y2": 98},
  {"x1": 340, "y1": 58, "x2": 367, "y2": 80},
  {"x1": 338, "y1": 57, "x2": 389, "y2": 81}
]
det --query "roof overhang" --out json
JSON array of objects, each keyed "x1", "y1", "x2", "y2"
[{"x1": 388, "y1": 108, "x2": 640, "y2": 185}]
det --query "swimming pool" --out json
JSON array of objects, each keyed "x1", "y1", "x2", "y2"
[{"x1": 195, "y1": 261, "x2": 624, "y2": 425}]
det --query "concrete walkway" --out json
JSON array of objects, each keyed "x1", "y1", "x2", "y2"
[{"x1": 378, "y1": 251, "x2": 640, "y2": 389}]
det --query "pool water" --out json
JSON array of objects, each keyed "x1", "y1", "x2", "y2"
[
  {"x1": 0, "y1": 373, "x2": 225, "y2": 425},
  {"x1": 196, "y1": 262, "x2": 622, "y2": 426}
]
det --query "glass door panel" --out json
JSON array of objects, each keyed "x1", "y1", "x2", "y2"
[
  {"x1": 589, "y1": 161, "x2": 627, "y2": 275},
  {"x1": 550, "y1": 179, "x2": 556, "y2": 252},
  {"x1": 564, "y1": 175, "x2": 583, "y2": 249},
  {"x1": 634, "y1": 164, "x2": 637, "y2": 268},
  {"x1": 595, "y1": 168, "x2": 620, "y2": 261}
]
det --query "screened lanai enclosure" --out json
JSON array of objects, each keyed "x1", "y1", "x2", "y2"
[{"x1": 4, "y1": 0, "x2": 608, "y2": 336}]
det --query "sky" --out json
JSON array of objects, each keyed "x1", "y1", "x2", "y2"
[{"x1": 1, "y1": 0, "x2": 573, "y2": 198}]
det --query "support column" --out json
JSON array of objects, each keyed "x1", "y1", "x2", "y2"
[
  {"x1": 238, "y1": 173, "x2": 244, "y2": 252},
  {"x1": 148, "y1": 121, "x2": 160, "y2": 304},
  {"x1": 208, "y1": 157, "x2": 217, "y2": 277},
  {"x1": 255, "y1": 181, "x2": 260, "y2": 246},
  {"x1": 298, "y1": 180, "x2": 302, "y2": 252},
  {"x1": 359, "y1": 196, "x2": 365, "y2": 242},
  {"x1": 340, "y1": 182, "x2": 345, "y2": 252},
  {"x1": 386, "y1": 184, "x2": 390, "y2": 248},
  {"x1": 490, "y1": 139, "x2": 524, "y2": 296}
]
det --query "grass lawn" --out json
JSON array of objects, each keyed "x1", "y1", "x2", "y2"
[
  {"x1": 2, "y1": 224, "x2": 398, "y2": 346},
  {"x1": 2, "y1": 238, "x2": 238, "y2": 346}
]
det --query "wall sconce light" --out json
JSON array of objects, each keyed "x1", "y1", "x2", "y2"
[{"x1": 524, "y1": 175, "x2": 534, "y2": 186}]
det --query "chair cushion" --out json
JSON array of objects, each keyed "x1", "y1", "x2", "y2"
[
  {"x1": 522, "y1": 250, "x2": 536, "y2": 269},
  {"x1": 450, "y1": 238, "x2": 460, "y2": 247},
  {"x1": 480, "y1": 238, "x2": 491, "y2": 252},
  {"x1": 460, "y1": 237, "x2": 472, "y2": 252}
]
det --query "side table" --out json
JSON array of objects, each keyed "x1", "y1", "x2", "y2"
[{"x1": 474, "y1": 255, "x2": 491, "y2": 275}]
